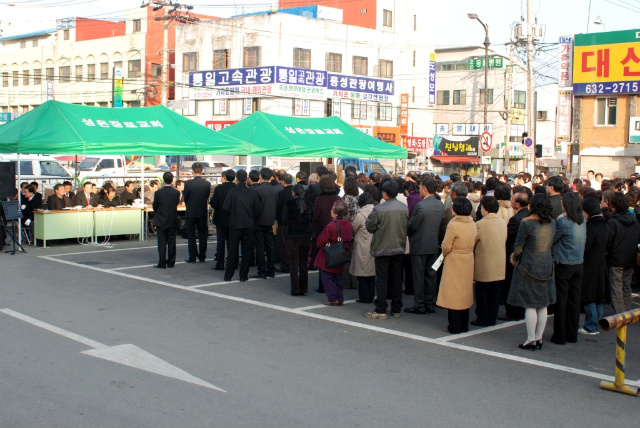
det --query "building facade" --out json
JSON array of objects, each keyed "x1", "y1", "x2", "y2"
[{"x1": 173, "y1": 3, "x2": 434, "y2": 170}]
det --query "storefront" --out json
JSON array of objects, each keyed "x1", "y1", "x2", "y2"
[{"x1": 429, "y1": 135, "x2": 481, "y2": 177}]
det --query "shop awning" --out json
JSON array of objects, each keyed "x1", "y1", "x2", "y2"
[{"x1": 431, "y1": 156, "x2": 481, "y2": 164}]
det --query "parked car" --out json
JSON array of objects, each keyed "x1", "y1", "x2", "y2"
[
  {"x1": 0, "y1": 154, "x2": 72, "y2": 190},
  {"x1": 232, "y1": 165, "x2": 263, "y2": 173},
  {"x1": 181, "y1": 161, "x2": 229, "y2": 175},
  {"x1": 336, "y1": 158, "x2": 388, "y2": 175}
]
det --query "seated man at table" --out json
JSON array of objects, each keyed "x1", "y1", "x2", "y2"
[
  {"x1": 21, "y1": 185, "x2": 42, "y2": 229},
  {"x1": 63, "y1": 181, "x2": 75, "y2": 200},
  {"x1": 30, "y1": 181, "x2": 43, "y2": 202},
  {"x1": 47, "y1": 183, "x2": 73, "y2": 210},
  {"x1": 73, "y1": 182, "x2": 99, "y2": 207},
  {"x1": 120, "y1": 180, "x2": 136, "y2": 206},
  {"x1": 101, "y1": 186, "x2": 121, "y2": 208}
]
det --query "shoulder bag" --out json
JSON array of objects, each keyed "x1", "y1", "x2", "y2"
[{"x1": 324, "y1": 220, "x2": 351, "y2": 267}]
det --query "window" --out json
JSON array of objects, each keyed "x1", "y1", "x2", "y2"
[
  {"x1": 100, "y1": 63, "x2": 109, "y2": 79},
  {"x1": 243, "y1": 46, "x2": 260, "y2": 67},
  {"x1": 455, "y1": 63, "x2": 467, "y2": 70},
  {"x1": 75, "y1": 65, "x2": 83, "y2": 82},
  {"x1": 293, "y1": 99, "x2": 310, "y2": 116},
  {"x1": 352, "y1": 101, "x2": 367, "y2": 119},
  {"x1": 453, "y1": 90, "x2": 466, "y2": 105},
  {"x1": 213, "y1": 49, "x2": 229, "y2": 69},
  {"x1": 1, "y1": 73, "x2": 7, "y2": 87},
  {"x1": 40, "y1": 161, "x2": 68, "y2": 177},
  {"x1": 183, "y1": 53, "x2": 198, "y2": 72},
  {"x1": 293, "y1": 48, "x2": 311, "y2": 69},
  {"x1": 132, "y1": 19, "x2": 141, "y2": 33},
  {"x1": 87, "y1": 64, "x2": 95, "y2": 81},
  {"x1": 23, "y1": 70, "x2": 29, "y2": 86},
  {"x1": 514, "y1": 90, "x2": 526, "y2": 109},
  {"x1": 326, "y1": 52, "x2": 342, "y2": 73},
  {"x1": 19, "y1": 161, "x2": 34, "y2": 175},
  {"x1": 479, "y1": 88, "x2": 494, "y2": 104},
  {"x1": 379, "y1": 60, "x2": 393, "y2": 78},
  {"x1": 59, "y1": 66, "x2": 70, "y2": 83},
  {"x1": 128, "y1": 59, "x2": 141, "y2": 78},
  {"x1": 537, "y1": 110, "x2": 548, "y2": 121},
  {"x1": 437, "y1": 90, "x2": 450, "y2": 105},
  {"x1": 151, "y1": 63, "x2": 162, "y2": 78},
  {"x1": 378, "y1": 103, "x2": 392, "y2": 121},
  {"x1": 596, "y1": 97, "x2": 617, "y2": 125},
  {"x1": 243, "y1": 98, "x2": 259, "y2": 115},
  {"x1": 45, "y1": 67, "x2": 54, "y2": 81},
  {"x1": 20, "y1": 41, "x2": 26, "y2": 49},
  {"x1": 353, "y1": 56, "x2": 368, "y2": 76},
  {"x1": 213, "y1": 99, "x2": 228, "y2": 115},
  {"x1": 33, "y1": 69, "x2": 41, "y2": 85},
  {"x1": 383, "y1": 9, "x2": 393, "y2": 27},
  {"x1": 63, "y1": 29, "x2": 70, "y2": 40},
  {"x1": 113, "y1": 61, "x2": 123, "y2": 72},
  {"x1": 438, "y1": 63, "x2": 454, "y2": 71},
  {"x1": 98, "y1": 102, "x2": 109, "y2": 108},
  {"x1": 99, "y1": 159, "x2": 115, "y2": 169},
  {"x1": 33, "y1": 39, "x2": 38, "y2": 47},
  {"x1": 12, "y1": 71, "x2": 19, "y2": 86}
]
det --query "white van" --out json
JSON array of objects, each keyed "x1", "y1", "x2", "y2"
[
  {"x1": 0, "y1": 154, "x2": 72, "y2": 189},
  {"x1": 76, "y1": 155, "x2": 129, "y2": 185}
]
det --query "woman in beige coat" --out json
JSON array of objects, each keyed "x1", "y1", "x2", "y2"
[
  {"x1": 437, "y1": 197, "x2": 478, "y2": 334},
  {"x1": 349, "y1": 193, "x2": 376, "y2": 303},
  {"x1": 473, "y1": 196, "x2": 507, "y2": 327}
]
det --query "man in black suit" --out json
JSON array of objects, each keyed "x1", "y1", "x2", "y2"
[
  {"x1": 120, "y1": 180, "x2": 136, "y2": 206},
  {"x1": 223, "y1": 169, "x2": 261, "y2": 282},
  {"x1": 406, "y1": 178, "x2": 445, "y2": 314},
  {"x1": 183, "y1": 162, "x2": 212, "y2": 263},
  {"x1": 498, "y1": 190, "x2": 531, "y2": 321},
  {"x1": 248, "y1": 169, "x2": 261, "y2": 189},
  {"x1": 152, "y1": 172, "x2": 181, "y2": 269},
  {"x1": 21, "y1": 185, "x2": 43, "y2": 229},
  {"x1": 73, "y1": 182, "x2": 99, "y2": 207},
  {"x1": 47, "y1": 183, "x2": 72, "y2": 210},
  {"x1": 252, "y1": 167, "x2": 279, "y2": 279},
  {"x1": 275, "y1": 173, "x2": 293, "y2": 273},
  {"x1": 210, "y1": 169, "x2": 236, "y2": 271},
  {"x1": 63, "y1": 181, "x2": 75, "y2": 200}
]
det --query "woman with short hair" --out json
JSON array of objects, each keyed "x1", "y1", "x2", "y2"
[{"x1": 437, "y1": 197, "x2": 477, "y2": 334}]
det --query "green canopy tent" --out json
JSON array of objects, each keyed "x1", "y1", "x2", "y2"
[
  {"x1": 219, "y1": 112, "x2": 408, "y2": 159},
  {"x1": 0, "y1": 100, "x2": 255, "y2": 155}
]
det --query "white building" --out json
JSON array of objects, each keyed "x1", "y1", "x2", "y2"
[{"x1": 173, "y1": 6, "x2": 434, "y2": 170}]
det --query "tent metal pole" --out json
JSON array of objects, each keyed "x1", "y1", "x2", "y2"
[
  {"x1": 17, "y1": 152, "x2": 21, "y2": 245},
  {"x1": 141, "y1": 155, "x2": 145, "y2": 241}
]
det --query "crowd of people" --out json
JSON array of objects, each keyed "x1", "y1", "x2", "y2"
[
  {"x1": 4, "y1": 162, "x2": 639, "y2": 350},
  {"x1": 198, "y1": 164, "x2": 640, "y2": 349}
]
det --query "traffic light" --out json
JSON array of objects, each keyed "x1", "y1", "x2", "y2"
[{"x1": 535, "y1": 144, "x2": 543, "y2": 158}]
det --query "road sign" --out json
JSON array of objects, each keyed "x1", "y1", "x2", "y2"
[
  {"x1": 0, "y1": 112, "x2": 11, "y2": 122},
  {"x1": 524, "y1": 137, "x2": 533, "y2": 147},
  {"x1": 480, "y1": 131, "x2": 492, "y2": 152}
]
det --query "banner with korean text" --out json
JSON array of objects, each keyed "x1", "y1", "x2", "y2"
[
  {"x1": 428, "y1": 53, "x2": 437, "y2": 105},
  {"x1": 556, "y1": 90, "x2": 572, "y2": 143},
  {"x1": 558, "y1": 36, "x2": 573, "y2": 88}
]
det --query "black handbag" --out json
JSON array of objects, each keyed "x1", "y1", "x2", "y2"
[{"x1": 324, "y1": 219, "x2": 351, "y2": 268}]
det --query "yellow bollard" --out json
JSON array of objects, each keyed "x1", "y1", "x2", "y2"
[
  {"x1": 598, "y1": 308, "x2": 640, "y2": 397},
  {"x1": 599, "y1": 326, "x2": 639, "y2": 396}
]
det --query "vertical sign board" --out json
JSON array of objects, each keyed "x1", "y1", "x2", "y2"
[
  {"x1": 428, "y1": 52, "x2": 437, "y2": 105},
  {"x1": 113, "y1": 68, "x2": 123, "y2": 108},
  {"x1": 558, "y1": 36, "x2": 574, "y2": 88},
  {"x1": 556, "y1": 90, "x2": 573, "y2": 144},
  {"x1": 46, "y1": 81, "x2": 54, "y2": 101},
  {"x1": 573, "y1": 29, "x2": 640, "y2": 95},
  {"x1": 400, "y1": 93, "x2": 409, "y2": 134},
  {"x1": 332, "y1": 99, "x2": 341, "y2": 117},
  {"x1": 243, "y1": 98, "x2": 253, "y2": 115}
]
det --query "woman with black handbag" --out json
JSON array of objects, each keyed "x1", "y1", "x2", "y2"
[{"x1": 314, "y1": 200, "x2": 353, "y2": 306}]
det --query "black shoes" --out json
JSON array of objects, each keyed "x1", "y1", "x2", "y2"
[
  {"x1": 470, "y1": 320, "x2": 488, "y2": 327},
  {"x1": 404, "y1": 307, "x2": 428, "y2": 315},
  {"x1": 167, "y1": 263, "x2": 175, "y2": 268},
  {"x1": 154, "y1": 264, "x2": 166, "y2": 269},
  {"x1": 250, "y1": 273, "x2": 267, "y2": 279},
  {"x1": 519, "y1": 341, "x2": 537, "y2": 351},
  {"x1": 184, "y1": 259, "x2": 196, "y2": 264},
  {"x1": 223, "y1": 277, "x2": 232, "y2": 282}
]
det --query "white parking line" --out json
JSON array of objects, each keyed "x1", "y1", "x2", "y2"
[
  {"x1": 38, "y1": 254, "x2": 640, "y2": 388},
  {"x1": 294, "y1": 300, "x2": 358, "y2": 311},
  {"x1": 436, "y1": 320, "x2": 526, "y2": 342}
]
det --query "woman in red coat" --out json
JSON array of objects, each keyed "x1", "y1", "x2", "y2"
[{"x1": 315, "y1": 200, "x2": 353, "y2": 306}]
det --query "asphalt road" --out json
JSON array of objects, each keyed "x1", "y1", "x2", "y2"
[{"x1": 1, "y1": 237, "x2": 639, "y2": 427}]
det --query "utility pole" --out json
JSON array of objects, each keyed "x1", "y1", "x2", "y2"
[
  {"x1": 504, "y1": 42, "x2": 514, "y2": 175},
  {"x1": 526, "y1": 0, "x2": 535, "y2": 174},
  {"x1": 141, "y1": 1, "x2": 199, "y2": 106}
]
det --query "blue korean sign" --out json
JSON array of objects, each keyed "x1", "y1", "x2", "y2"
[
  {"x1": 0, "y1": 112, "x2": 12, "y2": 122},
  {"x1": 275, "y1": 67, "x2": 327, "y2": 87},
  {"x1": 189, "y1": 66, "x2": 276, "y2": 87},
  {"x1": 327, "y1": 73, "x2": 394, "y2": 96},
  {"x1": 428, "y1": 52, "x2": 436, "y2": 105}
]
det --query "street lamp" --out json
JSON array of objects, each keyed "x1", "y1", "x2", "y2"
[
  {"x1": 593, "y1": 15, "x2": 607, "y2": 31},
  {"x1": 467, "y1": 13, "x2": 490, "y2": 133}
]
